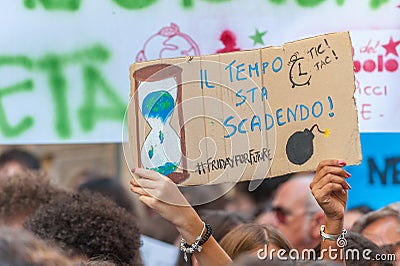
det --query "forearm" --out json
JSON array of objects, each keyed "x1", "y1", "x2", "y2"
[
  {"x1": 174, "y1": 208, "x2": 232, "y2": 266},
  {"x1": 129, "y1": 168, "x2": 232, "y2": 266},
  {"x1": 320, "y1": 216, "x2": 345, "y2": 265},
  {"x1": 311, "y1": 159, "x2": 349, "y2": 266}
]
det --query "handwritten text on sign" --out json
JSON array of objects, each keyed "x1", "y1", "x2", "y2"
[{"x1": 129, "y1": 31, "x2": 361, "y2": 186}]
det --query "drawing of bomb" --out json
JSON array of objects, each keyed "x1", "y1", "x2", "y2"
[
  {"x1": 286, "y1": 124, "x2": 330, "y2": 165},
  {"x1": 288, "y1": 52, "x2": 312, "y2": 88},
  {"x1": 136, "y1": 23, "x2": 200, "y2": 62}
]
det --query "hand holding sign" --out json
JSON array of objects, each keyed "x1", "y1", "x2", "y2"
[{"x1": 129, "y1": 168, "x2": 232, "y2": 266}]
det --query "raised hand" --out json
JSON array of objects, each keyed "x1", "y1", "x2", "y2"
[
  {"x1": 310, "y1": 159, "x2": 351, "y2": 265},
  {"x1": 310, "y1": 159, "x2": 351, "y2": 221}
]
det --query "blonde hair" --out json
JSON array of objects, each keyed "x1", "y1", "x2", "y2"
[{"x1": 220, "y1": 223, "x2": 292, "y2": 260}]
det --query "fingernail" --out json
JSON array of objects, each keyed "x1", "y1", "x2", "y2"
[
  {"x1": 348, "y1": 184, "x2": 352, "y2": 190},
  {"x1": 338, "y1": 160, "x2": 346, "y2": 167},
  {"x1": 131, "y1": 168, "x2": 136, "y2": 173},
  {"x1": 345, "y1": 172, "x2": 351, "y2": 178}
]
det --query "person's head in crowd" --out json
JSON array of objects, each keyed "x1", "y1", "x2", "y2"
[
  {"x1": 352, "y1": 202, "x2": 400, "y2": 262},
  {"x1": 255, "y1": 208, "x2": 276, "y2": 226},
  {"x1": 200, "y1": 209, "x2": 250, "y2": 242},
  {"x1": 0, "y1": 172, "x2": 67, "y2": 227},
  {"x1": 68, "y1": 168, "x2": 105, "y2": 190},
  {"x1": 225, "y1": 174, "x2": 292, "y2": 220},
  {"x1": 77, "y1": 176, "x2": 136, "y2": 214},
  {"x1": 24, "y1": 190, "x2": 142, "y2": 265},
  {"x1": 270, "y1": 172, "x2": 324, "y2": 252},
  {"x1": 78, "y1": 257, "x2": 117, "y2": 266},
  {"x1": 0, "y1": 148, "x2": 41, "y2": 177},
  {"x1": 314, "y1": 231, "x2": 394, "y2": 266},
  {"x1": 0, "y1": 226, "x2": 72, "y2": 265},
  {"x1": 344, "y1": 205, "x2": 373, "y2": 230},
  {"x1": 220, "y1": 223, "x2": 292, "y2": 260}
]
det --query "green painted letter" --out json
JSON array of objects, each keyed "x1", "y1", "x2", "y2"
[
  {"x1": 78, "y1": 65, "x2": 126, "y2": 132},
  {"x1": 112, "y1": 0, "x2": 158, "y2": 9}
]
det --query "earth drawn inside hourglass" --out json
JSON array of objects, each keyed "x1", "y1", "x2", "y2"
[{"x1": 141, "y1": 90, "x2": 181, "y2": 176}]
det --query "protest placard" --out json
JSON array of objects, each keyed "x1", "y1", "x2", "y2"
[{"x1": 128, "y1": 31, "x2": 362, "y2": 185}]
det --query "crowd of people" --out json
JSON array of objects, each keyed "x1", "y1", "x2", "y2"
[{"x1": 0, "y1": 147, "x2": 399, "y2": 266}]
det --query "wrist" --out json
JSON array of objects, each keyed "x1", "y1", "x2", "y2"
[
  {"x1": 320, "y1": 225, "x2": 347, "y2": 247},
  {"x1": 175, "y1": 208, "x2": 204, "y2": 243},
  {"x1": 324, "y1": 214, "x2": 344, "y2": 234},
  {"x1": 171, "y1": 205, "x2": 198, "y2": 226}
]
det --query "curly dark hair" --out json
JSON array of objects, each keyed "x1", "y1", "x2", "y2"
[
  {"x1": 77, "y1": 177, "x2": 136, "y2": 214},
  {"x1": 0, "y1": 172, "x2": 66, "y2": 225},
  {"x1": 24, "y1": 190, "x2": 142, "y2": 266}
]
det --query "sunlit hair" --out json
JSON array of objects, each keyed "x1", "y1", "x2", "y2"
[
  {"x1": 220, "y1": 223, "x2": 292, "y2": 260},
  {"x1": 0, "y1": 172, "x2": 67, "y2": 226},
  {"x1": 0, "y1": 226, "x2": 72, "y2": 265}
]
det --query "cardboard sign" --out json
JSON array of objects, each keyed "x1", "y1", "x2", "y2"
[{"x1": 128, "y1": 31, "x2": 362, "y2": 186}]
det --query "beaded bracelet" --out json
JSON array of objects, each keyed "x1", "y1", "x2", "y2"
[
  {"x1": 199, "y1": 223, "x2": 212, "y2": 246},
  {"x1": 180, "y1": 222, "x2": 212, "y2": 262}
]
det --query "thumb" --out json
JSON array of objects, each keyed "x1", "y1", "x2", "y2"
[{"x1": 138, "y1": 195, "x2": 159, "y2": 209}]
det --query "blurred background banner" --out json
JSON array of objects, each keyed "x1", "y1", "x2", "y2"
[
  {"x1": 0, "y1": 0, "x2": 399, "y2": 208},
  {"x1": 346, "y1": 133, "x2": 400, "y2": 210},
  {"x1": 351, "y1": 30, "x2": 400, "y2": 132},
  {"x1": 0, "y1": 0, "x2": 398, "y2": 144}
]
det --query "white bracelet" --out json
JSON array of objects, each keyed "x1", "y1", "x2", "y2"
[
  {"x1": 320, "y1": 225, "x2": 347, "y2": 247},
  {"x1": 180, "y1": 222, "x2": 206, "y2": 262}
]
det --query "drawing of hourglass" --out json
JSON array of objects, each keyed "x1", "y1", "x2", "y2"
[{"x1": 133, "y1": 64, "x2": 189, "y2": 183}]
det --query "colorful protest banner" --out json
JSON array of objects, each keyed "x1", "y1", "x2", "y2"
[
  {"x1": 128, "y1": 31, "x2": 362, "y2": 185},
  {"x1": 352, "y1": 30, "x2": 400, "y2": 132},
  {"x1": 0, "y1": 2, "x2": 397, "y2": 144},
  {"x1": 347, "y1": 133, "x2": 400, "y2": 210}
]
